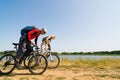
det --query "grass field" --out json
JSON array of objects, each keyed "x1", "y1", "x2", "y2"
[
  {"x1": 0, "y1": 58, "x2": 120, "y2": 80},
  {"x1": 60, "y1": 58, "x2": 120, "y2": 68}
]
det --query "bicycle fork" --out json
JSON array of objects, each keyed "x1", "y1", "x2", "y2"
[
  {"x1": 33, "y1": 54, "x2": 41, "y2": 67},
  {"x1": 49, "y1": 53, "x2": 54, "y2": 62}
]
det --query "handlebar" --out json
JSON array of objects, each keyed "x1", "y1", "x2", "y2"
[{"x1": 31, "y1": 45, "x2": 40, "y2": 51}]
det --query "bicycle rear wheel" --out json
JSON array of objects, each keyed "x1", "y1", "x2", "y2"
[
  {"x1": 28, "y1": 54, "x2": 48, "y2": 75},
  {"x1": 47, "y1": 53, "x2": 60, "y2": 69},
  {"x1": 0, "y1": 54, "x2": 15, "y2": 75}
]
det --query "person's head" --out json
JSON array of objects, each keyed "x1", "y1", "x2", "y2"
[
  {"x1": 41, "y1": 28, "x2": 47, "y2": 35},
  {"x1": 51, "y1": 35, "x2": 56, "y2": 39}
]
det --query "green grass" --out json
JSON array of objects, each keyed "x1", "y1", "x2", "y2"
[
  {"x1": 2, "y1": 77, "x2": 12, "y2": 80},
  {"x1": 56, "y1": 77, "x2": 66, "y2": 80},
  {"x1": 60, "y1": 58, "x2": 120, "y2": 68},
  {"x1": 97, "y1": 74, "x2": 120, "y2": 79},
  {"x1": 19, "y1": 77, "x2": 29, "y2": 80}
]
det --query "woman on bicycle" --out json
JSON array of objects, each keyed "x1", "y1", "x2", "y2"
[{"x1": 40, "y1": 35, "x2": 56, "y2": 54}]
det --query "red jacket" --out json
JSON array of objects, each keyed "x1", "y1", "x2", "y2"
[
  {"x1": 27, "y1": 28, "x2": 41, "y2": 46},
  {"x1": 27, "y1": 28, "x2": 40, "y2": 41}
]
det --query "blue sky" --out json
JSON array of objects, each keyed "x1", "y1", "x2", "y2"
[{"x1": 0, "y1": 0, "x2": 120, "y2": 52}]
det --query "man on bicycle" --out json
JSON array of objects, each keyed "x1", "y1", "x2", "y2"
[
  {"x1": 16, "y1": 26, "x2": 47, "y2": 69},
  {"x1": 40, "y1": 35, "x2": 56, "y2": 55}
]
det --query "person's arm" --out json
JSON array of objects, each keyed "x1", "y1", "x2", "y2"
[
  {"x1": 48, "y1": 41, "x2": 51, "y2": 51},
  {"x1": 45, "y1": 36, "x2": 52, "y2": 50},
  {"x1": 35, "y1": 36, "x2": 38, "y2": 47}
]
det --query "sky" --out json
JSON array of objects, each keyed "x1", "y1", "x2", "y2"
[{"x1": 0, "y1": 0, "x2": 120, "y2": 52}]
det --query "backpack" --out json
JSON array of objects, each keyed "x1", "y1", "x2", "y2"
[{"x1": 21, "y1": 26, "x2": 35, "y2": 36}]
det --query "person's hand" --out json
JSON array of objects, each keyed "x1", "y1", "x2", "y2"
[{"x1": 48, "y1": 47, "x2": 51, "y2": 51}]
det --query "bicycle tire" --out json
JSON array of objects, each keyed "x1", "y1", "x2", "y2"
[
  {"x1": 28, "y1": 54, "x2": 48, "y2": 74},
  {"x1": 47, "y1": 53, "x2": 60, "y2": 69},
  {"x1": 23, "y1": 55, "x2": 32, "y2": 68},
  {"x1": 0, "y1": 54, "x2": 15, "y2": 75}
]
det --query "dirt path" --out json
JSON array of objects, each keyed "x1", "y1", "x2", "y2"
[{"x1": 0, "y1": 67, "x2": 120, "y2": 80}]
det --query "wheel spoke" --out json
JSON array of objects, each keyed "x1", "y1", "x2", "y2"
[
  {"x1": 0, "y1": 54, "x2": 15, "y2": 74},
  {"x1": 28, "y1": 54, "x2": 48, "y2": 74}
]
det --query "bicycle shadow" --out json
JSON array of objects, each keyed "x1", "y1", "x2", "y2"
[
  {"x1": 0, "y1": 72, "x2": 42, "y2": 77},
  {"x1": 0, "y1": 67, "x2": 50, "y2": 76},
  {"x1": 0, "y1": 68, "x2": 43, "y2": 76}
]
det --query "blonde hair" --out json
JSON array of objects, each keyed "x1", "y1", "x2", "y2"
[{"x1": 51, "y1": 35, "x2": 56, "y2": 39}]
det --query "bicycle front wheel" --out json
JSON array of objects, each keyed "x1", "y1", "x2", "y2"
[
  {"x1": 23, "y1": 55, "x2": 32, "y2": 68},
  {"x1": 0, "y1": 54, "x2": 15, "y2": 75},
  {"x1": 47, "y1": 53, "x2": 60, "y2": 69},
  {"x1": 28, "y1": 54, "x2": 48, "y2": 75}
]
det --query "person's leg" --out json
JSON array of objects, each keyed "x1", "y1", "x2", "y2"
[
  {"x1": 25, "y1": 41, "x2": 33, "y2": 55},
  {"x1": 40, "y1": 42, "x2": 46, "y2": 54},
  {"x1": 16, "y1": 36, "x2": 26, "y2": 68}
]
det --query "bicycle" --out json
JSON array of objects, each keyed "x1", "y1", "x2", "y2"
[
  {"x1": 0, "y1": 43, "x2": 48, "y2": 75},
  {"x1": 43, "y1": 50, "x2": 60, "y2": 69}
]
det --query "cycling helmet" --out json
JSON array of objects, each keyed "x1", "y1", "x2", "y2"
[{"x1": 42, "y1": 28, "x2": 47, "y2": 33}]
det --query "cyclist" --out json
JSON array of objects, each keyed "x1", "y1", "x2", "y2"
[
  {"x1": 40, "y1": 35, "x2": 56, "y2": 55},
  {"x1": 16, "y1": 26, "x2": 47, "y2": 69}
]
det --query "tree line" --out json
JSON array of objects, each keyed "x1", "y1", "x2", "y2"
[
  {"x1": 0, "y1": 50, "x2": 120, "y2": 55},
  {"x1": 60, "y1": 50, "x2": 120, "y2": 55}
]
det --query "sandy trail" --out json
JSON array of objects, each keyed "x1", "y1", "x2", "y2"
[{"x1": 0, "y1": 67, "x2": 120, "y2": 80}]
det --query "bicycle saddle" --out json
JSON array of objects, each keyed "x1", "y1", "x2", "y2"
[{"x1": 12, "y1": 43, "x2": 19, "y2": 46}]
